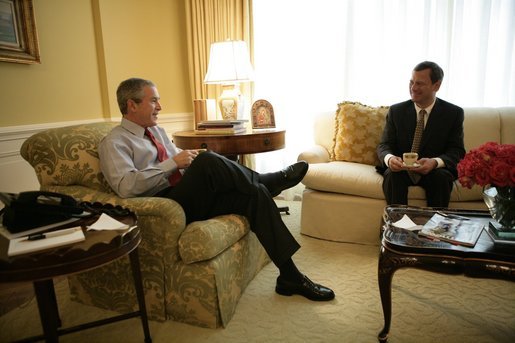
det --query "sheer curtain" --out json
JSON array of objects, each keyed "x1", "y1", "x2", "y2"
[{"x1": 252, "y1": 0, "x2": 515, "y2": 197}]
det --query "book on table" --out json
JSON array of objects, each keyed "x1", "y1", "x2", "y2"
[
  {"x1": 195, "y1": 120, "x2": 247, "y2": 135},
  {"x1": 197, "y1": 119, "x2": 248, "y2": 126},
  {"x1": 485, "y1": 221, "x2": 515, "y2": 245},
  {"x1": 194, "y1": 127, "x2": 247, "y2": 135},
  {"x1": 487, "y1": 221, "x2": 515, "y2": 239},
  {"x1": 418, "y1": 213, "x2": 484, "y2": 247}
]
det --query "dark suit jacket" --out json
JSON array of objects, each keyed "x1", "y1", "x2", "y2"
[{"x1": 376, "y1": 98, "x2": 465, "y2": 178}]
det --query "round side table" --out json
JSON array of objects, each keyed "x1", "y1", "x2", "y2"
[{"x1": 0, "y1": 210, "x2": 152, "y2": 343}]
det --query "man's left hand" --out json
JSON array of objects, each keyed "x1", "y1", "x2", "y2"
[{"x1": 412, "y1": 158, "x2": 437, "y2": 175}]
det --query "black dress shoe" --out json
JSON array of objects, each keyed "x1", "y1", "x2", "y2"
[
  {"x1": 275, "y1": 275, "x2": 335, "y2": 301},
  {"x1": 268, "y1": 161, "x2": 309, "y2": 197}
]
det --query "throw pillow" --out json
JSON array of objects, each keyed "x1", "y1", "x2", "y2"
[{"x1": 331, "y1": 101, "x2": 389, "y2": 165}]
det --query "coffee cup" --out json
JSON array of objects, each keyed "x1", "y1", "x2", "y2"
[{"x1": 403, "y1": 152, "x2": 418, "y2": 166}]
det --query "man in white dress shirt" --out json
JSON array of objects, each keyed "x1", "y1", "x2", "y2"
[{"x1": 98, "y1": 78, "x2": 335, "y2": 302}]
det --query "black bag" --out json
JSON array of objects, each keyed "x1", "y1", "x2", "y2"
[{"x1": 1, "y1": 191, "x2": 84, "y2": 233}]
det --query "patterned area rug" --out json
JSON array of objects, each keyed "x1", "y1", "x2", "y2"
[{"x1": 1, "y1": 200, "x2": 514, "y2": 342}]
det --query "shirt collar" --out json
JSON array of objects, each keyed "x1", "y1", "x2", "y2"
[
  {"x1": 121, "y1": 117, "x2": 146, "y2": 137},
  {"x1": 414, "y1": 98, "x2": 436, "y2": 115}
]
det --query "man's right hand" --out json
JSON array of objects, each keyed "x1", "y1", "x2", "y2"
[
  {"x1": 173, "y1": 150, "x2": 200, "y2": 169},
  {"x1": 387, "y1": 155, "x2": 406, "y2": 172}
]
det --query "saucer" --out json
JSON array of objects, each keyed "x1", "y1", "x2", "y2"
[{"x1": 402, "y1": 162, "x2": 420, "y2": 168}]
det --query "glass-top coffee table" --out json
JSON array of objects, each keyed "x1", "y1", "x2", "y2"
[{"x1": 377, "y1": 205, "x2": 515, "y2": 342}]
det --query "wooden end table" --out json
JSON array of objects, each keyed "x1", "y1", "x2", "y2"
[
  {"x1": 172, "y1": 129, "x2": 286, "y2": 160},
  {"x1": 0, "y1": 208, "x2": 151, "y2": 342},
  {"x1": 377, "y1": 206, "x2": 515, "y2": 342}
]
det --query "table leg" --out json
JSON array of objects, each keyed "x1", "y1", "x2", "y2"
[
  {"x1": 33, "y1": 279, "x2": 60, "y2": 342},
  {"x1": 129, "y1": 248, "x2": 152, "y2": 343},
  {"x1": 377, "y1": 246, "x2": 394, "y2": 343}
]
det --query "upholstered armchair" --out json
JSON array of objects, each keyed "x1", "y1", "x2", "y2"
[{"x1": 20, "y1": 122, "x2": 270, "y2": 328}]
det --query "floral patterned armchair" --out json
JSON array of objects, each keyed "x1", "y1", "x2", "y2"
[{"x1": 20, "y1": 122, "x2": 270, "y2": 328}]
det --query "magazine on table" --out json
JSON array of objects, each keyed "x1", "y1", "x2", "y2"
[{"x1": 418, "y1": 213, "x2": 484, "y2": 247}]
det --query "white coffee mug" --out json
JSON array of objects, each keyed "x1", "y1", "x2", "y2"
[{"x1": 403, "y1": 152, "x2": 418, "y2": 166}]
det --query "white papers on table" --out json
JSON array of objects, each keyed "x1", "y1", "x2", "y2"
[
  {"x1": 392, "y1": 214, "x2": 423, "y2": 231},
  {"x1": 86, "y1": 213, "x2": 129, "y2": 231},
  {"x1": 8, "y1": 226, "x2": 85, "y2": 257}
]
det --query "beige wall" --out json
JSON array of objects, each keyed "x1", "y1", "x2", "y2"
[{"x1": 0, "y1": 0, "x2": 191, "y2": 128}]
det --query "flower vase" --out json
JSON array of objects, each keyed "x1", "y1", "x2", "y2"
[{"x1": 482, "y1": 186, "x2": 515, "y2": 231}]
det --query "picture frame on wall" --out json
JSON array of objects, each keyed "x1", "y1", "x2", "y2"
[
  {"x1": 0, "y1": 0, "x2": 40, "y2": 64},
  {"x1": 251, "y1": 99, "x2": 275, "y2": 129}
]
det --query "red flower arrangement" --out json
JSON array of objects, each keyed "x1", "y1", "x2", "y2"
[{"x1": 457, "y1": 142, "x2": 515, "y2": 189}]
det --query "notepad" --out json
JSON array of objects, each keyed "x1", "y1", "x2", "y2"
[{"x1": 8, "y1": 226, "x2": 85, "y2": 257}]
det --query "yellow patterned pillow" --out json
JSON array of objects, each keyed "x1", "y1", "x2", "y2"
[{"x1": 331, "y1": 101, "x2": 389, "y2": 165}]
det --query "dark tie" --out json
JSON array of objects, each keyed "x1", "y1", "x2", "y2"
[
  {"x1": 144, "y1": 128, "x2": 182, "y2": 186},
  {"x1": 408, "y1": 109, "x2": 426, "y2": 184}
]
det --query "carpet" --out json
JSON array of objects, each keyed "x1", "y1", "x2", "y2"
[{"x1": 1, "y1": 200, "x2": 514, "y2": 343}]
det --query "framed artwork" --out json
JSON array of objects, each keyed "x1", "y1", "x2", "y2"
[
  {"x1": 0, "y1": 0, "x2": 40, "y2": 64},
  {"x1": 251, "y1": 99, "x2": 275, "y2": 129}
]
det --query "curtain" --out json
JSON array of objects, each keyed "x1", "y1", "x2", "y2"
[
  {"x1": 252, "y1": 0, "x2": 515, "y2": 197},
  {"x1": 185, "y1": 0, "x2": 255, "y2": 167},
  {"x1": 185, "y1": 0, "x2": 254, "y2": 104}
]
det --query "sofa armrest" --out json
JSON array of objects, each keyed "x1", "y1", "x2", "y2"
[{"x1": 298, "y1": 145, "x2": 331, "y2": 164}]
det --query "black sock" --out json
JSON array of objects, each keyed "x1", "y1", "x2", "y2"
[{"x1": 279, "y1": 258, "x2": 303, "y2": 283}]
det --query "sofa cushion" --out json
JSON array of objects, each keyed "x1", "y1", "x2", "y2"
[
  {"x1": 179, "y1": 214, "x2": 250, "y2": 264},
  {"x1": 331, "y1": 101, "x2": 389, "y2": 166},
  {"x1": 302, "y1": 161, "x2": 484, "y2": 202},
  {"x1": 303, "y1": 161, "x2": 388, "y2": 200}
]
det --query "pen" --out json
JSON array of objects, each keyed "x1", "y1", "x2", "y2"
[{"x1": 25, "y1": 227, "x2": 82, "y2": 241}]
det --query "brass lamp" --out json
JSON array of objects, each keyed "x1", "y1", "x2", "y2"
[{"x1": 204, "y1": 40, "x2": 254, "y2": 120}]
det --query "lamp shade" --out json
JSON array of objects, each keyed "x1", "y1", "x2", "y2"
[{"x1": 204, "y1": 40, "x2": 254, "y2": 84}]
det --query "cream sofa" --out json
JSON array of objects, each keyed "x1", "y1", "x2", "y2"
[
  {"x1": 20, "y1": 122, "x2": 270, "y2": 328},
  {"x1": 298, "y1": 103, "x2": 515, "y2": 245}
]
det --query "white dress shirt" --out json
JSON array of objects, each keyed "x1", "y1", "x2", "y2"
[{"x1": 98, "y1": 118, "x2": 182, "y2": 198}]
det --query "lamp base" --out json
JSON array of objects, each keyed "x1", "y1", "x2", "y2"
[{"x1": 218, "y1": 84, "x2": 244, "y2": 120}]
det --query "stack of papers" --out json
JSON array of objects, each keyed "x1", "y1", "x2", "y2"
[
  {"x1": 6, "y1": 213, "x2": 131, "y2": 257},
  {"x1": 195, "y1": 120, "x2": 247, "y2": 135}
]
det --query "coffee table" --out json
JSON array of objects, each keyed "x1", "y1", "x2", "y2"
[
  {"x1": 377, "y1": 205, "x2": 515, "y2": 342},
  {"x1": 0, "y1": 206, "x2": 151, "y2": 342}
]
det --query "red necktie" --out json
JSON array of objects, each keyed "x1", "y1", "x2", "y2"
[{"x1": 144, "y1": 128, "x2": 182, "y2": 186}]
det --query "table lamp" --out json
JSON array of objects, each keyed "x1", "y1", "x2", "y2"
[{"x1": 204, "y1": 40, "x2": 254, "y2": 120}]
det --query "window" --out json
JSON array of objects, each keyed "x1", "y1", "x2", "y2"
[{"x1": 252, "y1": 0, "x2": 515, "y2": 180}]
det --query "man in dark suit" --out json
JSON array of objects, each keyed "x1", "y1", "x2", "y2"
[
  {"x1": 377, "y1": 61, "x2": 465, "y2": 207},
  {"x1": 99, "y1": 78, "x2": 335, "y2": 302}
]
